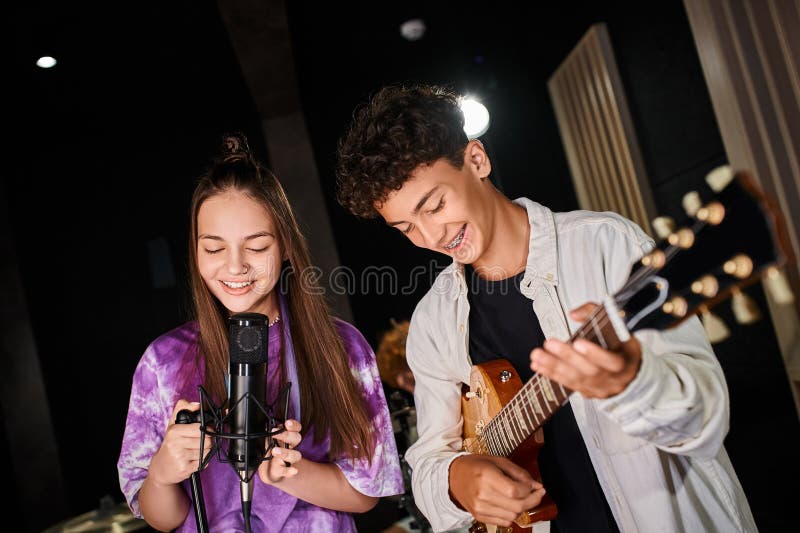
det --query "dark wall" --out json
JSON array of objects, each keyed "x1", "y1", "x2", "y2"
[{"x1": 11, "y1": 1, "x2": 266, "y2": 528}]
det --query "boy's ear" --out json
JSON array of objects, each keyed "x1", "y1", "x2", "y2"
[{"x1": 465, "y1": 140, "x2": 491, "y2": 180}]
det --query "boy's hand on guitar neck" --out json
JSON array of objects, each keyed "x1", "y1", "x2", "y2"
[
  {"x1": 449, "y1": 454, "x2": 546, "y2": 527},
  {"x1": 531, "y1": 303, "x2": 642, "y2": 399}
]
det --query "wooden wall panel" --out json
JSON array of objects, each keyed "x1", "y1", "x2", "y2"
[{"x1": 548, "y1": 23, "x2": 657, "y2": 236}]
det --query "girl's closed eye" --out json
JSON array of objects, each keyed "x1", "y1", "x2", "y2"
[
  {"x1": 247, "y1": 247, "x2": 268, "y2": 253},
  {"x1": 204, "y1": 248, "x2": 224, "y2": 254}
]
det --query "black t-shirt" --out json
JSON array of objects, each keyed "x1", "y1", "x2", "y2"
[{"x1": 465, "y1": 265, "x2": 619, "y2": 533}]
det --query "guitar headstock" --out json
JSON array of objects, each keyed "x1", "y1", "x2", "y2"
[{"x1": 615, "y1": 166, "x2": 793, "y2": 338}]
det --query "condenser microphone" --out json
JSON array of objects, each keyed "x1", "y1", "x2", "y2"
[{"x1": 227, "y1": 312, "x2": 269, "y2": 532}]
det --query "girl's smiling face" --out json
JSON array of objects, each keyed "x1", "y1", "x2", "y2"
[{"x1": 196, "y1": 189, "x2": 282, "y2": 320}]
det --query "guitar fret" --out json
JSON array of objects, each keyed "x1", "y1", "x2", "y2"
[
  {"x1": 513, "y1": 410, "x2": 524, "y2": 445},
  {"x1": 493, "y1": 431, "x2": 504, "y2": 456},
  {"x1": 541, "y1": 376, "x2": 556, "y2": 404},
  {"x1": 557, "y1": 382, "x2": 569, "y2": 401},
  {"x1": 499, "y1": 419, "x2": 509, "y2": 453},
  {"x1": 488, "y1": 425, "x2": 500, "y2": 455},
  {"x1": 501, "y1": 419, "x2": 513, "y2": 454},
  {"x1": 531, "y1": 387, "x2": 544, "y2": 419},
  {"x1": 483, "y1": 428, "x2": 497, "y2": 455},
  {"x1": 591, "y1": 315, "x2": 608, "y2": 349},
  {"x1": 521, "y1": 392, "x2": 536, "y2": 429},
  {"x1": 515, "y1": 399, "x2": 529, "y2": 434},
  {"x1": 520, "y1": 396, "x2": 535, "y2": 429},
  {"x1": 510, "y1": 405, "x2": 524, "y2": 444},
  {"x1": 511, "y1": 418, "x2": 522, "y2": 452},
  {"x1": 507, "y1": 419, "x2": 517, "y2": 454},
  {"x1": 490, "y1": 423, "x2": 502, "y2": 455},
  {"x1": 503, "y1": 413, "x2": 516, "y2": 451}
]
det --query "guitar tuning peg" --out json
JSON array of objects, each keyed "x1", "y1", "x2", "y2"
[
  {"x1": 691, "y1": 275, "x2": 719, "y2": 298},
  {"x1": 696, "y1": 201, "x2": 726, "y2": 225},
  {"x1": 651, "y1": 216, "x2": 675, "y2": 240},
  {"x1": 705, "y1": 165, "x2": 734, "y2": 192},
  {"x1": 731, "y1": 287, "x2": 761, "y2": 324},
  {"x1": 682, "y1": 191, "x2": 702, "y2": 217},
  {"x1": 764, "y1": 266, "x2": 795, "y2": 305},
  {"x1": 699, "y1": 305, "x2": 730, "y2": 343},
  {"x1": 723, "y1": 254, "x2": 754, "y2": 279},
  {"x1": 668, "y1": 228, "x2": 695, "y2": 249},
  {"x1": 662, "y1": 296, "x2": 688, "y2": 317}
]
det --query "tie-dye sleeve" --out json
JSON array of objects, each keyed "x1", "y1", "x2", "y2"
[
  {"x1": 117, "y1": 343, "x2": 166, "y2": 517},
  {"x1": 332, "y1": 321, "x2": 405, "y2": 497}
]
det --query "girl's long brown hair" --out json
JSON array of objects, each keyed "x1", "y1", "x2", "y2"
[{"x1": 187, "y1": 133, "x2": 374, "y2": 460}]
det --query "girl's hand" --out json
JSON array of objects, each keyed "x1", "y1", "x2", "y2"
[
  {"x1": 258, "y1": 419, "x2": 303, "y2": 485},
  {"x1": 148, "y1": 400, "x2": 213, "y2": 486}
]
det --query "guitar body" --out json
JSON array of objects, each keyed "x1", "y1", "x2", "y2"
[{"x1": 462, "y1": 359, "x2": 558, "y2": 532}]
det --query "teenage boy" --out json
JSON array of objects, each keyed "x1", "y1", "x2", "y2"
[{"x1": 335, "y1": 84, "x2": 756, "y2": 533}]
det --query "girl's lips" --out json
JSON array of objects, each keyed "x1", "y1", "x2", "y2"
[{"x1": 219, "y1": 280, "x2": 254, "y2": 295}]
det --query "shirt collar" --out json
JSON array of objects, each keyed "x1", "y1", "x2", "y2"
[{"x1": 513, "y1": 197, "x2": 559, "y2": 287}]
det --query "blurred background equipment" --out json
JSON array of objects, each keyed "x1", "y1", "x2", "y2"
[{"x1": 41, "y1": 495, "x2": 152, "y2": 533}]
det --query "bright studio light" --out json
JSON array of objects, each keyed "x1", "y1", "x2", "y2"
[
  {"x1": 36, "y1": 56, "x2": 57, "y2": 69},
  {"x1": 460, "y1": 98, "x2": 490, "y2": 139}
]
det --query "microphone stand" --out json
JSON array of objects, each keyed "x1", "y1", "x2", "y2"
[
  {"x1": 175, "y1": 408, "x2": 211, "y2": 533},
  {"x1": 175, "y1": 383, "x2": 292, "y2": 532},
  {"x1": 189, "y1": 471, "x2": 210, "y2": 533}
]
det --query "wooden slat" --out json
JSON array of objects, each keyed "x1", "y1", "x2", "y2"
[{"x1": 547, "y1": 23, "x2": 656, "y2": 235}]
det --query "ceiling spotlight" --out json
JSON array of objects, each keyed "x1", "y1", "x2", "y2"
[
  {"x1": 460, "y1": 98, "x2": 490, "y2": 139},
  {"x1": 400, "y1": 19, "x2": 426, "y2": 41},
  {"x1": 36, "y1": 56, "x2": 57, "y2": 69}
]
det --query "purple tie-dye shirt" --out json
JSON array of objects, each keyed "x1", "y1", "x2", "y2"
[{"x1": 118, "y1": 315, "x2": 403, "y2": 532}]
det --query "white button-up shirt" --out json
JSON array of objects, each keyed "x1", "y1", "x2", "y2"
[{"x1": 405, "y1": 198, "x2": 757, "y2": 532}]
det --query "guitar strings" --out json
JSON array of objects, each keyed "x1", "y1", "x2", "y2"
[{"x1": 482, "y1": 306, "x2": 621, "y2": 456}]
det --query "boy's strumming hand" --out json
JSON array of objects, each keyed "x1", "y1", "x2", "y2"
[{"x1": 449, "y1": 454, "x2": 546, "y2": 527}]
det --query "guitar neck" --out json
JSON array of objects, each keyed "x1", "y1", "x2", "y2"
[{"x1": 481, "y1": 305, "x2": 623, "y2": 457}]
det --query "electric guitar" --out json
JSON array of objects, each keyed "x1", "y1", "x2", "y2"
[{"x1": 461, "y1": 167, "x2": 793, "y2": 533}]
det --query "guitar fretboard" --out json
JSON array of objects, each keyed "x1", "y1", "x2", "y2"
[{"x1": 477, "y1": 305, "x2": 622, "y2": 457}]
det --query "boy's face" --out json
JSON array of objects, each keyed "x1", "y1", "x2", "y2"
[{"x1": 375, "y1": 140, "x2": 494, "y2": 265}]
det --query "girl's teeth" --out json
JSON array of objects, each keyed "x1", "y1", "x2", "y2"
[{"x1": 223, "y1": 281, "x2": 252, "y2": 289}]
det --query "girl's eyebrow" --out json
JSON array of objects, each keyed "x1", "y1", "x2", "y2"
[
  {"x1": 198, "y1": 231, "x2": 275, "y2": 241},
  {"x1": 243, "y1": 231, "x2": 275, "y2": 240}
]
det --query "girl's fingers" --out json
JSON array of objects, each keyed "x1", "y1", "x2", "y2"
[{"x1": 272, "y1": 447, "x2": 301, "y2": 464}]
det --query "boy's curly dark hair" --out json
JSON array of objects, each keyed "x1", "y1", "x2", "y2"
[{"x1": 335, "y1": 84, "x2": 469, "y2": 219}]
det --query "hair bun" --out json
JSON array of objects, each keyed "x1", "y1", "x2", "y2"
[{"x1": 220, "y1": 132, "x2": 252, "y2": 162}]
